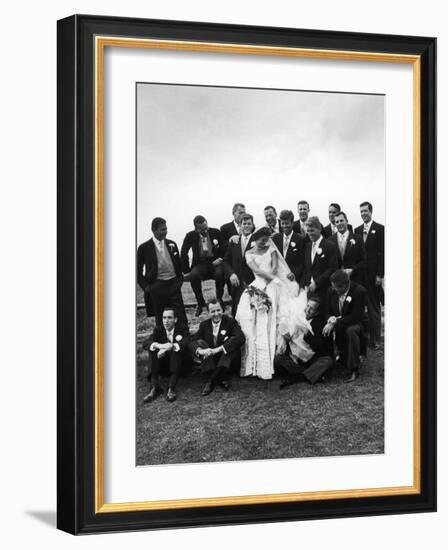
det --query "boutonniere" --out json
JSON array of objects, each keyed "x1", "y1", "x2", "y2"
[
  {"x1": 249, "y1": 241, "x2": 255, "y2": 248},
  {"x1": 316, "y1": 247, "x2": 322, "y2": 255},
  {"x1": 350, "y1": 238, "x2": 356, "y2": 245},
  {"x1": 220, "y1": 329, "x2": 227, "y2": 335},
  {"x1": 290, "y1": 241, "x2": 296, "y2": 249},
  {"x1": 175, "y1": 334, "x2": 183, "y2": 342},
  {"x1": 212, "y1": 239, "x2": 219, "y2": 246},
  {"x1": 371, "y1": 229, "x2": 376, "y2": 234},
  {"x1": 168, "y1": 242, "x2": 176, "y2": 248},
  {"x1": 346, "y1": 296, "x2": 352, "y2": 303}
]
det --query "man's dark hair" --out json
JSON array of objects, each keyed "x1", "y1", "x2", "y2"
[
  {"x1": 162, "y1": 306, "x2": 177, "y2": 317},
  {"x1": 193, "y1": 215, "x2": 207, "y2": 226},
  {"x1": 264, "y1": 205, "x2": 277, "y2": 214},
  {"x1": 279, "y1": 209, "x2": 294, "y2": 222},
  {"x1": 360, "y1": 201, "x2": 373, "y2": 212},
  {"x1": 329, "y1": 203, "x2": 341, "y2": 211},
  {"x1": 330, "y1": 269, "x2": 350, "y2": 286},
  {"x1": 335, "y1": 211, "x2": 348, "y2": 222},
  {"x1": 151, "y1": 217, "x2": 166, "y2": 232},
  {"x1": 297, "y1": 200, "x2": 309, "y2": 207},
  {"x1": 232, "y1": 202, "x2": 245, "y2": 213},
  {"x1": 306, "y1": 216, "x2": 321, "y2": 230},
  {"x1": 207, "y1": 298, "x2": 222, "y2": 311},
  {"x1": 240, "y1": 213, "x2": 254, "y2": 225}
]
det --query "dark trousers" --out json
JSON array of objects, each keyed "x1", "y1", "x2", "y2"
[
  {"x1": 274, "y1": 354, "x2": 333, "y2": 384},
  {"x1": 230, "y1": 284, "x2": 245, "y2": 317},
  {"x1": 189, "y1": 261, "x2": 225, "y2": 307},
  {"x1": 335, "y1": 323, "x2": 363, "y2": 373},
  {"x1": 148, "y1": 349, "x2": 183, "y2": 389},
  {"x1": 365, "y1": 280, "x2": 382, "y2": 346},
  {"x1": 194, "y1": 339, "x2": 237, "y2": 382},
  {"x1": 146, "y1": 277, "x2": 187, "y2": 326}
]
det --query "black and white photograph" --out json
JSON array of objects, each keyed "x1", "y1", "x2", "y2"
[{"x1": 136, "y1": 82, "x2": 385, "y2": 466}]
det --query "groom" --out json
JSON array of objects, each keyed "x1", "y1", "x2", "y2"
[
  {"x1": 223, "y1": 213, "x2": 255, "y2": 316},
  {"x1": 272, "y1": 209, "x2": 306, "y2": 283}
]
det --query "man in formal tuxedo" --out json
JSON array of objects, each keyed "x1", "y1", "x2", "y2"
[
  {"x1": 328, "y1": 211, "x2": 366, "y2": 284},
  {"x1": 137, "y1": 217, "x2": 186, "y2": 326},
  {"x1": 293, "y1": 200, "x2": 310, "y2": 238},
  {"x1": 323, "y1": 270, "x2": 367, "y2": 382},
  {"x1": 321, "y1": 203, "x2": 354, "y2": 239},
  {"x1": 263, "y1": 205, "x2": 281, "y2": 234},
  {"x1": 223, "y1": 213, "x2": 255, "y2": 316},
  {"x1": 190, "y1": 299, "x2": 245, "y2": 396},
  {"x1": 142, "y1": 307, "x2": 190, "y2": 402},
  {"x1": 354, "y1": 201, "x2": 384, "y2": 348},
  {"x1": 181, "y1": 215, "x2": 225, "y2": 316},
  {"x1": 275, "y1": 296, "x2": 334, "y2": 386},
  {"x1": 220, "y1": 203, "x2": 246, "y2": 243},
  {"x1": 272, "y1": 209, "x2": 306, "y2": 283},
  {"x1": 300, "y1": 216, "x2": 338, "y2": 304}
]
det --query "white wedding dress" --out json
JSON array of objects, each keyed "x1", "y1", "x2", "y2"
[{"x1": 236, "y1": 241, "x2": 314, "y2": 380}]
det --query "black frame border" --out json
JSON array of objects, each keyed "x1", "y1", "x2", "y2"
[{"x1": 57, "y1": 14, "x2": 436, "y2": 534}]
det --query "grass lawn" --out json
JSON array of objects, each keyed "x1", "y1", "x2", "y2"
[{"x1": 136, "y1": 282, "x2": 384, "y2": 466}]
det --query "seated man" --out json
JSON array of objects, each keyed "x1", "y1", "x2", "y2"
[
  {"x1": 190, "y1": 299, "x2": 245, "y2": 396},
  {"x1": 323, "y1": 269, "x2": 368, "y2": 383},
  {"x1": 274, "y1": 296, "x2": 333, "y2": 386},
  {"x1": 142, "y1": 307, "x2": 190, "y2": 403},
  {"x1": 181, "y1": 215, "x2": 225, "y2": 316}
]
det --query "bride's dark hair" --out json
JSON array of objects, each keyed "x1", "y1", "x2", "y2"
[{"x1": 252, "y1": 227, "x2": 272, "y2": 241}]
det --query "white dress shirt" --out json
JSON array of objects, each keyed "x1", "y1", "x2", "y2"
[
  {"x1": 363, "y1": 220, "x2": 373, "y2": 242},
  {"x1": 283, "y1": 232, "x2": 292, "y2": 256},
  {"x1": 337, "y1": 230, "x2": 349, "y2": 257}
]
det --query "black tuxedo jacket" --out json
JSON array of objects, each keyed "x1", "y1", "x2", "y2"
[
  {"x1": 220, "y1": 220, "x2": 239, "y2": 242},
  {"x1": 272, "y1": 231, "x2": 306, "y2": 282},
  {"x1": 292, "y1": 219, "x2": 310, "y2": 242},
  {"x1": 326, "y1": 281, "x2": 367, "y2": 330},
  {"x1": 142, "y1": 323, "x2": 190, "y2": 354},
  {"x1": 300, "y1": 238, "x2": 338, "y2": 291},
  {"x1": 322, "y1": 223, "x2": 353, "y2": 239},
  {"x1": 180, "y1": 228, "x2": 224, "y2": 273},
  {"x1": 223, "y1": 235, "x2": 255, "y2": 285},
  {"x1": 328, "y1": 232, "x2": 366, "y2": 284},
  {"x1": 190, "y1": 315, "x2": 245, "y2": 355},
  {"x1": 354, "y1": 221, "x2": 384, "y2": 282},
  {"x1": 137, "y1": 238, "x2": 182, "y2": 291},
  {"x1": 304, "y1": 314, "x2": 332, "y2": 357}
]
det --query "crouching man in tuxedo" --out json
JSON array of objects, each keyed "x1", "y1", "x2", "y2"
[
  {"x1": 142, "y1": 307, "x2": 190, "y2": 403},
  {"x1": 323, "y1": 270, "x2": 368, "y2": 383},
  {"x1": 274, "y1": 296, "x2": 334, "y2": 387},
  {"x1": 190, "y1": 299, "x2": 245, "y2": 396}
]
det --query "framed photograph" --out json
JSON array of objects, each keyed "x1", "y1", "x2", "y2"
[{"x1": 57, "y1": 14, "x2": 436, "y2": 534}]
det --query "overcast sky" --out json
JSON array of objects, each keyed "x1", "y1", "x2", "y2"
[{"x1": 137, "y1": 83, "x2": 384, "y2": 247}]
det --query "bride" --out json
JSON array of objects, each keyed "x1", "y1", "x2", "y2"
[{"x1": 236, "y1": 227, "x2": 314, "y2": 380}]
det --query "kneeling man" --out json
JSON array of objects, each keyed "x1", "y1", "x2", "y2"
[
  {"x1": 323, "y1": 269, "x2": 367, "y2": 383},
  {"x1": 142, "y1": 307, "x2": 190, "y2": 402},
  {"x1": 275, "y1": 296, "x2": 333, "y2": 386},
  {"x1": 190, "y1": 299, "x2": 245, "y2": 396}
]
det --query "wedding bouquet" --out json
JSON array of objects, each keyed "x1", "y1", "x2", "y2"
[{"x1": 245, "y1": 284, "x2": 272, "y2": 312}]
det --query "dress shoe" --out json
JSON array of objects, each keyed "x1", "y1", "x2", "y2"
[
  {"x1": 143, "y1": 386, "x2": 162, "y2": 403},
  {"x1": 166, "y1": 388, "x2": 177, "y2": 402},
  {"x1": 201, "y1": 382, "x2": 214, "y2": 396},
  {"x1": 195, "y1": 305, "x2": 204, "y2": 317},
  {"x1": 344, "y1": 371, "x2": 358, "y2": 383},
  {"x1": 218, "y1": 380, "x2": 230, "y2": 392}
]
